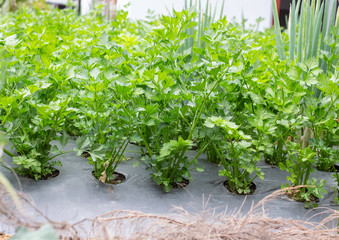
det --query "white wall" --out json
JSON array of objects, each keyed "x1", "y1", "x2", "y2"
[{"x1": 118, "y1": 0, "x2": 273, "y2": 30}]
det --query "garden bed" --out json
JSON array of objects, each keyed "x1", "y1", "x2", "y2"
[
  {"x1": 0, "y1": 1, "x2": 338, "y2": 238},
  {"x1": 0, "y1": 141, "x2": 337, "y2": 237}
]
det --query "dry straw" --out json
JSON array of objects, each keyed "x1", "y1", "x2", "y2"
[{"x1": 0, "y1": 183, "x2": 339, "y2": 240}]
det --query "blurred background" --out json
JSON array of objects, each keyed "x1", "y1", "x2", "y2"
[
  {"x1": 117, "y1": 0, "x2": 272, "y2": 30},
  {"x1": 2, "y1": 0, "x2": 337, "y2": 31}
]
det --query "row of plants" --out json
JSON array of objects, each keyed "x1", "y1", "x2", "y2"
[{"x1": 0, "y1": 2, "x2": 338, "y2": 206}]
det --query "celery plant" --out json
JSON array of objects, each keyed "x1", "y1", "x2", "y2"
[{"x1": 204, "y1": 116, "x2": 263, "y2": 194}]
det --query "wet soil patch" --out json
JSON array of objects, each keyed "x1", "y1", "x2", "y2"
[{"x1": 223, "y1": 180, "x2": 256, "y2": 195}]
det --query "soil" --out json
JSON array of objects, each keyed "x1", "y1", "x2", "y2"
[
  {"x1": 172, "y1": 177, "x2": 190, "y2": 189},
  {"x1": 223, "y1": 180, "x2": 256, "y2": 195},
  {"x1": 23, "y1": 168, "x2": 60, "y2": 180},
  {"x1": 285, "y1": 187, "x2": 319, "y2": 203},
  {"x1": 129, "y1": 142, "x2": 146, "y2": 148},
  {"x1": 191, "y1": 145, "x2": 198, "y2": 151},
  {"x1": 81, "y1": 150, "x2": 91, "y2": 158},
  {"x1": 92, "y1": 171, "x2": 126, "y2": 185},
  {"x1": 40, "y1": 168, "x2": 60, "y2": 180},
  {"x1": 263, "y1": 158, "x2": 279, "y2": 168},
  {"x1": 316, "y1": 165, "x2": 336, "y2": 172}
]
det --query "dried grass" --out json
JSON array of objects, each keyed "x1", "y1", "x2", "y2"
[
  {"x1": 0, "y1": 184, "x2": 339, "y2": 240},
  {"x1": 91, "y1": 188, "x2": 339, "y2": 240},
  {"x1": 0, "y1": 233, "x2": 10, "y2": 240}
]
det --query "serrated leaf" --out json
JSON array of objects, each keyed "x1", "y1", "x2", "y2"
[
  {"x1": 50, "y1": 145, "x2": 59, "y2": 154},
  {"x1": 279, "y1": 162, "x2": 286, "y2": 170},
  {"x1": 5, "y1": 34, "x2": 21, "y2": 47},
  {"x1": 90, "y1": 67, "x2": 101, "y2": 79},
  {"x1": 59, "y1": 132, "x2": 69, "y2": 149},
  {"x1": 133, "y1": 87, "x2": 144, "y2": 96},
  {"x1": 130, "y1": 134, "x2": 142, "y2": 142},
  {"x1": 75, "y1": 137, "x2": 90, "y2": 153},
  {"x1": 89, "y1": 148, "x2": 105, "y2": 162}
]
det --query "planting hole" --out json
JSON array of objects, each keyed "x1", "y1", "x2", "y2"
[
  {"x1": 27, "y1": 168, "x2": 60, "y2": 181},
  {"x1": 285, "y1": 187, "x2": 319, "y2": 203},
  {"x1": 223, "y1": 180, "x2": 256, "y2": 195},
  {"x1": 41, "y1": 169, "x2": 60, "y2": 180},
  {"x1": 173, "y1": 177, "x2": 190, "y2": 189},
  {"x1": 92, "y1": 171, "x2": 126, "y2": 185},
  {"x1": 81, "y1": 150, "x2": 91, "y2": 158}
]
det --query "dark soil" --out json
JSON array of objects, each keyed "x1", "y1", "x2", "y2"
[
  {"x1": 191, "y1": 145, "x2": 198, "y2": 151},
  {"x1": 223, "y1": 180, "x2": 256, "y2": 195},
  {"x1": 24, "y1": 168, "x2": 60, "y2": 180},
  {"x1": 172, "y1": 177, "x2": 190, "y2": 189},
  {"x1": 316, "y1": 165, "x2": 336, "y2": 172},
  {"x1": 129, "y1": 142, "x2": 145, "y2": 147},
  {"x1": 81, "y1": 150, "x2": 91, "y2": 158},
  {"x1": 285, "y1": 187, "x2": 319, "y2": 203},
  {"x1": 92, "y1": 171, "x2": 126, "y2": 185},
  {"x1": 40, "y1": 169, "x2": 60, "y2": 180},
  {"x1": 263, "y1": 157, "x2": 279, "y2": 168}
]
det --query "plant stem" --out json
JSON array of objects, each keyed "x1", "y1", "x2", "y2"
[
  {"x1": 113, "y1": 138, "x2": 130, "y2": 170},
  {"x1": 303, "y1": 161, "x2": 313, "y2": 185},
  {"x1": 48, "y1": 150, "x2": 74, "y2": 160},
  {"x1": 0, "y1": 162, "x2": 13, "y2": 172},
  {"x1": 187, "y1": 97, "x2": 206, "y2": 140},
  {"x1": 45, "y1": 106, "x2": 65, "y2": 144},
  {"x1": 230, "y1": 140, "x2": 238, "y2": 179},
  {"x1": 112, "y1": 93, "x2": 153, "y2": 157},
  {"x1": 3, "y1": 148, "x2": 15, "y2": 158},
  {"x1": 211, "y1": 141, "x2": 228, "y2": 167}
]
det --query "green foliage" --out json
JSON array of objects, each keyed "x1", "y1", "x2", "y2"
[
  {"x1": 332, "y1": 168, "x2": 339, "y2": 206},
  {"x1": 280, "y1": 141, "x2": 327, "y2": 207},
  {"x1": 271, "y1": 0, "x2": 338, "y2": 204},
  {"x1": 143, "y1": 137, "x2": 195, "y2": 192},
  {"x1": 0, "y1": 51, "x2": 22, "y2": 209},
  {"x1": 204, "y1": 116, "x2": 263, "y2": 194},
  {"x1": 0, "y1": 80, "x2": 77, "y2": 179},
  {"x1": 281, "y1": 0, "x2": 339, "y2": 67},
  {"x1": 181, "y1": 0, "x2": 225, "y2": 60},
  {"x1": 272, "y1": 0, "x2": 338, "y2": 162},
  {"x1": 271, "y1": 0, "x2": 286, "y2": 60},
  {"x1": 0, "y1": 6, "x2": 337, "y2": 196},
  {"x1": 0, "y1": 9, "x2": 101, "y2": 179}
]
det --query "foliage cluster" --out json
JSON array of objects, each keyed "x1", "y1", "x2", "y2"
[{"x1": 0, "y1": 3, "x2": 338, "y2": 202}]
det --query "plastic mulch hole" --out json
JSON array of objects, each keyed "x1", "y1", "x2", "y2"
[{"x1": 223, "y1": 180, "x2": 256, "y2": 195}]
